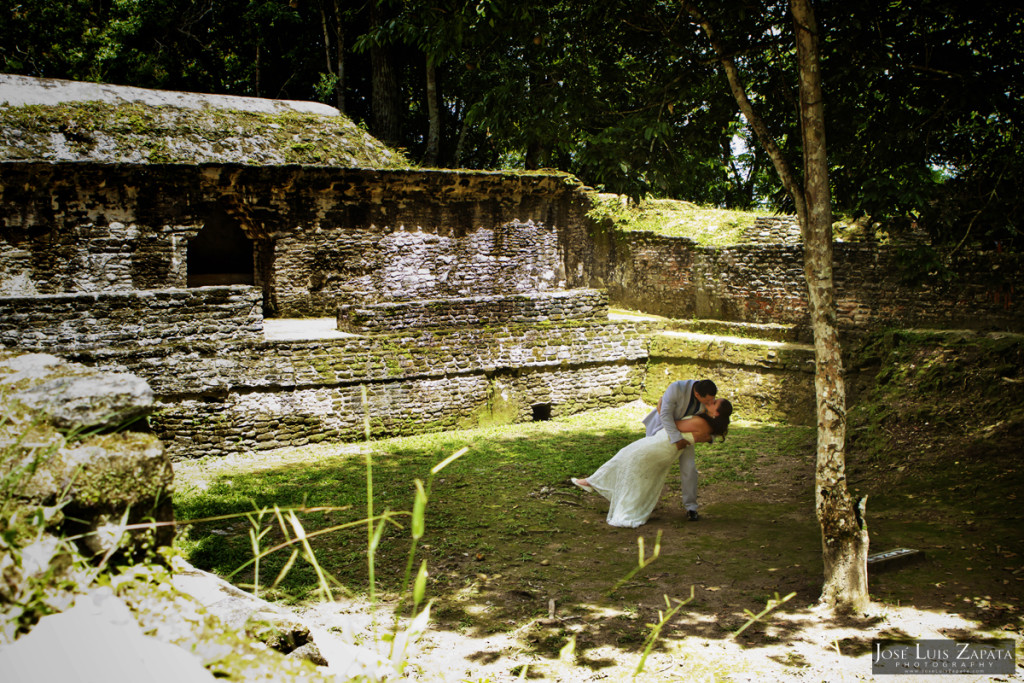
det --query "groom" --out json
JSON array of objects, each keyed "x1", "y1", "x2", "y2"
[{"x1": 641, "y1": 379, "x2": 718, "y2": 521}]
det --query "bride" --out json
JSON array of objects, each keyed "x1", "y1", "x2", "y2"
[{"x1": 571, "y1": 399, "x2": 733, "y2": 528}]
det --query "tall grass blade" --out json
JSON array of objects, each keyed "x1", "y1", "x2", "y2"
[
  {"x1": 608, "y1": 530, "x2": 662, "y2": 595},
  {"x1": 634, "y1": 588, "x2": 693, "y2": 678},
  {"x1": 430, "y1": 446, "x2": 469, "y2": 475},
  {"x1": 288, "y1": 510, "x2": 333, "y2": 601},
  {"x1": 412, "y1": 560, "x2": 428, "y2": 611},
  {"x1": 731, "y1": 591, "x2": 796, "y2": 638}
]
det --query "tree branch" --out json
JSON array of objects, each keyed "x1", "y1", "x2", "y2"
[{"x1": 680, "y1": 0, "x2": 807, "y2": 224}]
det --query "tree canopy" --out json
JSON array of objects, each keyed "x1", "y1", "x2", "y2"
[{"x1": 2, "y1": 0, "x2": 1021, "y2": 248}]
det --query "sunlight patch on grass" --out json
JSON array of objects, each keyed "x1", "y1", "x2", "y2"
[
  {"x1": 588, "y1": 195, "x2": 757, "y2": 246},
  {"x1": 172, "y1": 403, "x2": 815, "y2": 603}
]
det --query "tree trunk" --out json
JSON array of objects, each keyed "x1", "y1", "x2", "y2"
[
  {"x1": 318, "y1": 0, "x2": 346, "y2": 113},
  {"x1": 423, "y1": 56, "x2": 440, "y2": 166},
  {"x1": 332, "y1": 0, "x2": 345, "y2": 113},
  {"x1": 683, "y1": 0, "x2": 870, "y2": 613},
  {"x1": 370, "y1": 2, "x2": 401, "y2": 146},
  {"x1": 524, "y1": 140, "x2": 551, "y2": 170},
  {"x1": 791, "y1": 0, "x2": 870, "y2": 613},
  {"x1": 453, "y1": 103, "x2": 471, "y2": 167}
]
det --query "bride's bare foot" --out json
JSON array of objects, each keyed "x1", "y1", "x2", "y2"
[{"x1": 571, "y1": 477, "x2": 595, "y2": 493}]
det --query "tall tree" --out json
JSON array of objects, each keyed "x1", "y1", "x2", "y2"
[
  {"x1": 681, "y1": 0, "x2": 869, "y2": 612},
  {"x1": 4, "y1": 0, "x2": 1022, "y2": 247},
  {"x1": 363, "y1": 0, "x2": 477, "y2": 166},
  {"x1": 816, "y1": 1, "x2": 1024, "y2": 249},
  {"x1": 311, "y1": 0, "x2": 347, "y2": 112},
  {"x1": 367, "y1": 0, "x2": 402, "y2": 146}
]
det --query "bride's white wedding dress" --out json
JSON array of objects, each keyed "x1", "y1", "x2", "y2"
[{"x1": 586, "y1": 433, "x2": 680, "y2": 528}]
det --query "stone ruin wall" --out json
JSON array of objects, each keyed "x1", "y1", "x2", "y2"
[
  {"x1": 6, "y1": 161, "x2": 1016, "y2": 339},
  {"x1": 3, "y1": 160, "x2": 1022, "y2": 457},
  {"x1": 0, "y1": 162, "x2": 579, "y2": 315},
  {"x1": 0, "y1": 161, "x2": 646, "y2": 457},
  {"x1": 0, "y1": 286, "x2": 263, "y2": 351},
  {"x1": 567, "y1": 223, "x2": 1024, "y2": 336},
  {"x1": 338, "y1": 289, "x2": 608, "y2": 333},
  {"x1": 0, "y1": 283, "x2": 647, "y2": 457},
  {"x1": 741, "y1": 215, "x2": 802, "y2": 244},
  {"x1": 644, "y1": 331, "x2": 818, "y2": 427},
  {"x1": 61, "y1": 314, "x2": 648, "y2": 456}
]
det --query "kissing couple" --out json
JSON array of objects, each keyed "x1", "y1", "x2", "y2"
[{"x1": 572, "y1": 379, "x2": 732, "y2": 527}]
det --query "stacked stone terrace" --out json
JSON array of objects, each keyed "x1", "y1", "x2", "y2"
[
  {"x1": 0, "y1": 158, "x2": 646, "y2": 457},
  {"x1": 0, "y1": 287, "x2": 263, "y2": 351},
  {"x1": 0, "y1": 71, "x2": 653, "y2": 456},
  {"x1": 338, "y1": 289, "x2": 608, "y2": 333}
]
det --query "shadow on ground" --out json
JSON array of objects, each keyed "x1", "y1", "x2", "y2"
[{"x1": 173, "y1": 406, "x2": 1024, "y2": 679}]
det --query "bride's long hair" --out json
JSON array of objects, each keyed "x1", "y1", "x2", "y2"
[{"x1": 706, "y1": 399, "x2": 733, "y2": 438}]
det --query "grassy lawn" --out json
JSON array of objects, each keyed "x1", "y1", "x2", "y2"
[
  {"x1": 172, "y1": 402, "x2": 811, "y2": 604},
  {"x1": 586, "y1": 196, "x2": 758, "y2": 246},
  {"x1": 171, "y1": 394, "x2": 1023, "y2": 680}
]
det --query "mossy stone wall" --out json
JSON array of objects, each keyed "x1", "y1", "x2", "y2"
[
  {"x1": 644, "y1": 333, "x2": 818, "y2": 426},
  {"x1": 152, "y1": 362, "x2": 646, "y2": 456},
  {"x1": 567, "y1": 225, "x2": 1024, "y2": 334},
  {"x1": 338, "y1": 289, "x2": 609, "y2": 332},
  {"x1": 0, "y1": 286, "x2": 262, "y2": 351},
  {"x1": 67, "y1": 320, "x2": 650, "y2": 456},
  {"x1": 0, "y1": 162, "x2": 585, "y2": 316}
]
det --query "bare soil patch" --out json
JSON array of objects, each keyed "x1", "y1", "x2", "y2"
[
  {"x1": 170, "y1": 328, "x2": 1024, "y2": 681},
  {"x1": 390, "y1": 460, "x2": 1019, "y2": 681}
]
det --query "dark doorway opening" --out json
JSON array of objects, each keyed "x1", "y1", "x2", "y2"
[
  {"x1": 531, "y1": 403, "x2": 552, "y2": 421},
  {"x1": 187, "y1": 210, "x2": 254, "y2": 287}
]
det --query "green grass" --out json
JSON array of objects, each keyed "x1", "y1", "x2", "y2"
[
  {"x1": 173, "y1": 404, "x2": 812, "y2": 603},
  {"x1": 587, "y1": 196, "x2": 757, "y2": 246}
]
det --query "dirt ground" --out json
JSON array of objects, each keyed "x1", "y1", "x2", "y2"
[{"x1": 284, "y1": 434, "x2": 1024, "y2": 682}]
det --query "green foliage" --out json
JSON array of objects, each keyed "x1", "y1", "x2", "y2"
[
  {"x1": 5, "y1": 0, "x2": 1022, "y2": 245},
  {"x1": 313, "y1": 73, "x2": 340, "y2": 104},
  {"x1": 0, "y1": 0, "x2": 100, "y2": 77},
  {"x1": 607, "y1": 531, "x2": 662, "y2": 596},
  {"x1": 0, "y1": 503, "x2": 80, "y2": 644},
  {"x1": 173, "y1": 407, "x2": 823, "y2": 678},
  {"x1": 0, "y1": 407, "x2": 77, "y2": 643},
  {"x1": 814, "y1": 2, "x2": 1024, "y2": 248}
]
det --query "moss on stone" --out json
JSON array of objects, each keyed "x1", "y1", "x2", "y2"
[
  {"x1": 469, "y1": 379, "x2": 521, "y2": 428},
  {"x1": 69, "y1": 432, "x2": 171, "y2": 508},
  {"x1": 0, "y1": 101, "x2": 410, "y2": 168},
  {"x1": 586, "y1": 194, "x2": 755, "y2": 246},
  {"x1": 649, "y1": 334, "x2": 814, "y2": 369}
]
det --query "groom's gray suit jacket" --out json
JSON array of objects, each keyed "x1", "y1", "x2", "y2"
[{"x1": 642, "y1": 379, "x2": 702, "y2": 445}]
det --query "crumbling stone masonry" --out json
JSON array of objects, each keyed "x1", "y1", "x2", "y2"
[
  {"x1": 4, "y1": 157, "x2": 1019, "y2": 457},
  {"x1": 0, "y1": 352, "x2": 173, "y2": 554},
  {"x1": 0, "y1": 162, "x2": 585, "y2": 316},
  {"x1": 569, "y1": 220, "x2": 1024, "y2": 333},
  {"x1": 0, "y1": 161, "x2": 651, "y2": 456},
  {"x1": 0, "y1": 287, "x2": 262, "y2": 351},
  {"x1": 338, "y1": 289, "x2": 608, "y2": 333},
  {"x1": 60, "y1": 315, "x2": 650, "y2": 457}
]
